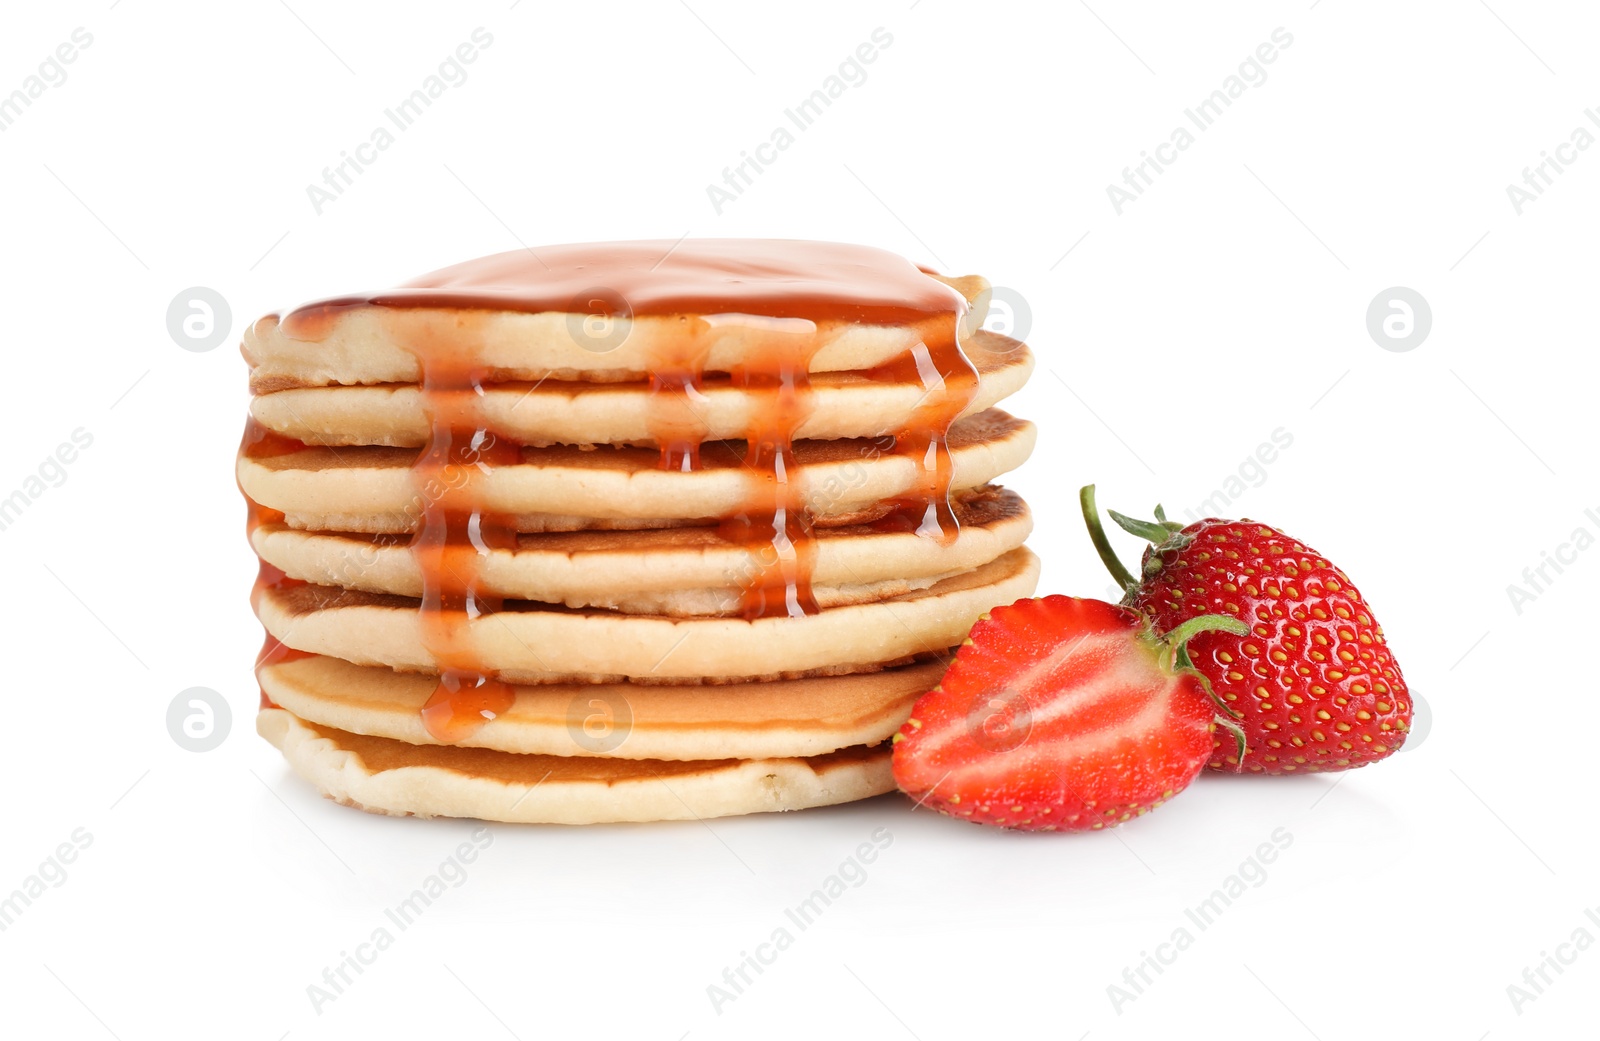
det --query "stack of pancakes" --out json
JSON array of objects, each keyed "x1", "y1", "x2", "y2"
[{"x1": 239, "y1": 240, "x2": 1039, "y2": 824}]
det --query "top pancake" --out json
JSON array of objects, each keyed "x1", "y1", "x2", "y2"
[{"x1": 244, "y1": 240, "x2": 992, "y2": 390}]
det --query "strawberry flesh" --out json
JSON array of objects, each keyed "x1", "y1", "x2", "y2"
[{"x1": 892, "y1": 596, "x2": 1218, "y2": 832}]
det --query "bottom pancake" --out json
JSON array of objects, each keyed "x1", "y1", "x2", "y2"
[
  {"x1": 258, "y1": 708, "x2": 895, "y2": 824},
  {"x1": 261, "y1": 653, "x2": 941, "y2": 761}
]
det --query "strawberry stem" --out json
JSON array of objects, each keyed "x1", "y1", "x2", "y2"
[{"x1": 1079, "y1": 485, "x2": 1138, "y2": 596}]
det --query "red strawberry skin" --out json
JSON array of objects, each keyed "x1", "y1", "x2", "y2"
[
  {"x1": 1132, "y1": 519, "x2": 1411, "y2": 774},
  {"x1": 891, "y1": 596, "x2": 1218, "y2": 832}
]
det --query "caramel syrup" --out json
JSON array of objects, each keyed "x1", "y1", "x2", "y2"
[
  {"x1": 278, "y1": 240, "x2": 969, "y2": 330},
  {"x1": 397, "y1": 314, "x2": 522, "y2": 743},
  {"x1": 240, "y1": 418, "x2": 311, "y2": 708},
  {"x1": 646, "y1": 335, "x2": 710, "y2": 473},
  {"x1": 861, "y1": 315, "x2": 980, "y2": 541},
  {"x1": 262, "y1": 241, "x2": 982, "y2": 737},
  {"x1": 717, "y1": 318, "x2": 824, "y2": 618}
]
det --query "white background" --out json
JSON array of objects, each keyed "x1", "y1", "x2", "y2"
[{"x1": 1, "y1": 1, "x2": 1595, "y2": 1037}]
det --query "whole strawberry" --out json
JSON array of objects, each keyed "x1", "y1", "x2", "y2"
[
  {"x1": 1081, "y1": 485, "x2": 1412, "y2": 774},
  {"x1": 892, "y1": 595, "x2": 1246, "y2": 831}
]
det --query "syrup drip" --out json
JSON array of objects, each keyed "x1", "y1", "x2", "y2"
[
  {"x1": 717, "y1": 319, "x2": 824, "y2": 619},
  {"x1": 240, "y1": 417, "x2": 311, "y2": 708},
  {"x1": 862, "y1": 317, "x2": 980, "y2": 542},
  {"x1": 251, "y1": 567, "x2": 310, "y2": 709},
  {"x1": 646, "y1": 335, "x2": 710, "y2": 472},
  {"x1": 401, "y1": 316, "x2": 522, "y2": 743}
]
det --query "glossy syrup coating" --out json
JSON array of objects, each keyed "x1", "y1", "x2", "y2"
[
  {"x1": 240, "y1": 417, "x2": 313, "y2": 709},
  {"x1": 279, "y1": 240, "x2": 970, "y2": 328},
  {"x1": 1134, "y1": 520, "x2": 1412, "y2": 774},
  {"x1": 246, "y1": 241, "x2": 986, "y2": 743}
]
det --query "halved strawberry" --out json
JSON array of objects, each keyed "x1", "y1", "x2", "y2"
[{"x1": 891, "y1": 596, "x2": 1245, "y2": 831}]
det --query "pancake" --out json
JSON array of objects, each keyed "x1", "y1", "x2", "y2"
[
  {"x1": 249, "y1": 330, "x2": 1032, "y2": 448},
  {"x1": 259, "y1": 707, "x2": 893, "y2": 824},
  {"x1": 243, "y1": 241, "x2": 991, "y2": 391},
  {"x1": 239, "y1": 408, "x2": 1036, "y2": 535},
  {"x1": 256, "y1": 547, "x2": 1040, "y2": 684},
  {"x1": 250, "y1": 486, "x2": 1030, "y2": 616},
  {"x1": 243, "y1": 239, "x2": 1040, "y2": 827},
  {"x1": 261, "y1": 653, "x2": 939, "y2": 760}
]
